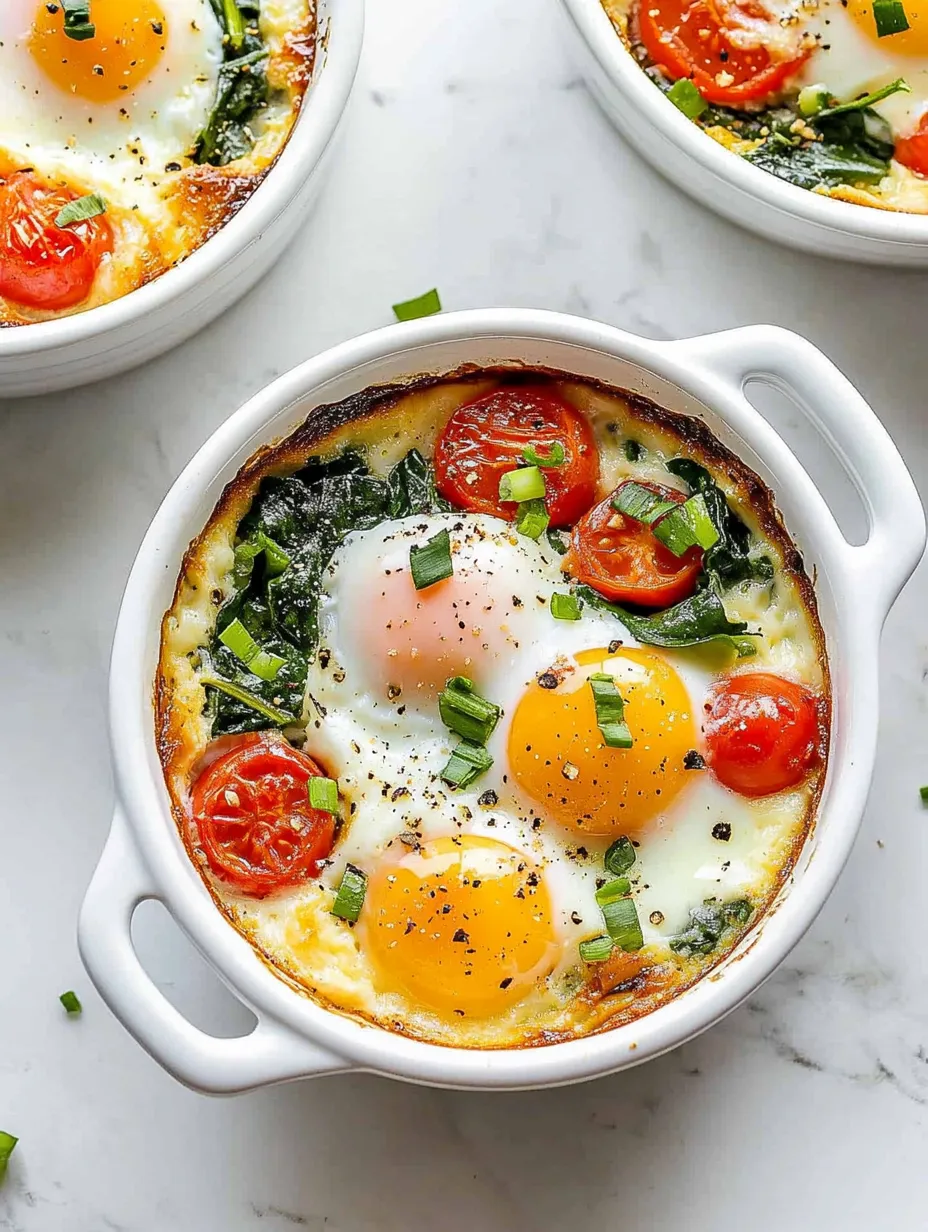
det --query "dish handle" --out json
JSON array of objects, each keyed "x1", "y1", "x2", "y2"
[
  {"x1": 78, "y1": 810, "x2": 351, "y2": 1094},
  {"x1": 667, "y1": 325, "x2": 925, "y2": 623}
]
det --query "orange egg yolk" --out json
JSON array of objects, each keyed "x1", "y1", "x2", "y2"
[
  {"x1": 363, "y1": 836, "x2": 557, "y2": 1019},
  {"x1": 508, "y1": 647, "x2": 696, "y2": 836},
  {"x1": 31, "y1": 0, "x2": 168, "y2": 103},
  {"x1": 846, "y1": 0, "x2": 928, "y2": 55}
]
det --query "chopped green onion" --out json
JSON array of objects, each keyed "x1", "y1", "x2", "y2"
[
  {"x1": 62, "y1": 0, "x2": 94, "y2": 40},
  {"x1": 200, "y1": 674, "x2": 295, "y2": 725},
  {"x1": 579, "y1": 935, "x2": 614, "y2": 963},
  {"x1": 331, "y1": 864, "x2": 367, "y2": 922},
  {"x1": 218, "y1": 618, "x2": 286, "y2": 681},
  {"x1": 439, "y1": 677, "x2": 501, "y2": 745},
  {"x1": 604, "y1": 836, "x2": 636, "y2": 876},
  {"x1": 514, "y1": 498, "x2": 550, "y2": 540},
  {"x1": 874, "y1": 0, "x2": 909, "y2": 35},
  {"x1": 589, "y1": 673, "x2": 633, "y2": 749},
  {"x1": 595, "y1": 878, "x2": 632, "y2": 906},
  {"x1": 652, "y1": 493, "x2": 719, "y2": 556},
  {"x1": 612, "y1": 481, "x2": 676, "y2": 526},
  {"x1": 546, "y1": 527, "x2": 569, "y2": 556},
  {"x1": 392, "y1": 288, "x2": 442, "y2": 322},
  {"x1": 920, "y1": 785, "x2": 928, "y2": 803},
  {"x1": 222, "y1": 0, "x2": 246, "y2": 50},
  {"x1": 667, "y1": 78, "x2": 707, "y2": 120},
  {"x1": 257, "y1": 533, "x2": 290, "y2": 577},
  {"x1": 440, "y1": 739, "x2": 493, "y2": 790},
  {"x1": 59, "y1": 990, "x2": 82, "y2": 1015},
  {"x1": 0, "y1": 1131, "x2": 17, "y2": 1183},
  {"x1": 522, "y1": 441, "x2": 565, "y2": 468},
  {"x1": 232, "y1": 532, "x2": 291, "y2": 587},
  {"x1": 817, "y1": 77, "x2": 911, "y2": 117},
  {"x1": 308, "y1": 776, "x2": 339, "y2": 814},
  {"x1": 55, "y1": 192, "x2": 106, "y2": 228},
  {"x1": 798, "y1": 83, "x2": 831, "y2": 117},
  {"x1": 550, "y1": 592, "x2": 582, "y2": 621},
  {"x1": 499, "y1": 466, "x2": 546, "y2": 503},
  {"x1": 602, "y1": 895, "x2": 644, "y2": 952},
  {"x1": 410, "y1": 528, "x2": 453, "y2": 590},
  {"x1": 623, "y1": 439, "x2": 644, "y2": 462}
]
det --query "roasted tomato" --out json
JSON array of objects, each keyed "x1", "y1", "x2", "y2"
[
  {"x1": 191, "y1": 735, "x2": 337, "y2": 897},
  {"x1": 637, "y1": 0, "x2": 810, "y2": 107},
  {"x1": 433, "y1": 385, "x2": 598, "y2": 527},
  {"x1": 895, "y1": 115, "x2": 928, "y2": 178},
  {"x1": 564, "y1": 481, "x2": 703, "y2": 608},
  {"x1": 703, "y1": 672, "x2": 823, "y2": 797},
  {"x1": 0, "y1": 172, "x2": 113, "y2": 311}
]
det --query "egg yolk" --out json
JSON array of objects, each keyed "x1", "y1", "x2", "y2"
[
  {"x1": 508, "y1": 647, "x2": 696, "y2": 836},
  {"x1": 31, "y1": 0, "x2": 168, "y2": 103},
  {"x1": 363, "y1": 836, "x2": 557, "y2": 1019},
  {"x1": 846, "y1": 0, "x2": 928, "y2": 55}
]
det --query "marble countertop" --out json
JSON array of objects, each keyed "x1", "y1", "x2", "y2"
[{"x1": 3, "y1": 0, "x2": 928, "y2": 1228}]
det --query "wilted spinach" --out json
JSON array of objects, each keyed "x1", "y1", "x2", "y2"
[
  {"x1": 577, "y1": 584, "x2": 757, "y2": 657},
  {"x1": 195, "y1": 2, "x2": 269, "y2": 166},
  {"x1": 669, "y1": 898, "x2": 754, "y2": 957}
]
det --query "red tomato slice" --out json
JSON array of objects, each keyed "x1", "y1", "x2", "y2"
[
  {"x1": 433, "y1": 385, "x2": 599, "y2": 527},
  {"x1": 0, "y1": 171, "x2": 113, "y2": 311},
  {"x1": 564, "y1": 481, "x2": 703, "y2": 608},
  {"x1": 637, "y1": 0, "x2": 810, "y2": 107},
  {"x1": 703, "y1": 672, "x2": 823, "y2": 797},
  {"x1": 895, "y1": 115, "x2": 928, "y2": 178},
  {"x1": 191, "y1": 735, "x2": 337, "y2": 898}
]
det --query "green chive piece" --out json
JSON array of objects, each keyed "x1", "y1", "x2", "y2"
[
  {"x1": 595, "y1": 878, "x2": 632, "y2": 907},
  {"x1": 604, "y1": 836, "x2": 636, "y2": 876},
  {"x1": 200, "y1": 674, "x2": 295, "y2": 725},
  {"x1": 55, "y1": 192, "x2": 106, "y2": 228},
  {"x1": 59, "y1": 990, "x2": 82, "y2": 1015},
  {"x1": 309, "y1": 776, "x2": 339, "y2": 814},
  {"x1": 439, "y1": 677, "x2": 501, "y2": 745},
  {"x1": 331, "y1": 864, "x2": 367, "y2": 922},
  {"x1": 0, "y1": 1132, "x2": 17, "y2": 1183},
  {"x1": 550, "y1": 592, "x2": 582, "y2": 621},
  {"x1": 514, "y1": 498, "x2": 549, "y2": 540},
  {"x1": 602, "y1": 895, "x2": 644, "y2": 952},
  {"x1": 218, "y1": 618, "x2": 286, "y2": 681},
  {"x1": 62, "y1": 0, "x2": 95, "y2": 40},
  {"x1": 579, "y1": 935, "x2": 614, "y2": 962},
  {"x1": 257, "y1": 533, "x2": 290, "y2": 577},
  {"x1": 392, "y1": 288, "x2": 442, "y2": 322},
  {"x1": 798, "y1": 83, "x2": 831, "y2": 116},
  {"x1": 222, "y1": 0, "x2": 246, "y2": 50},
  {"x1": 410, "y1": 528, "x2": 453, "y2": 590},
  {"x1": 612, "y1": 481, "x2": 676, "y2": 526},
  {"x1": 589, "y1": 673, "x2": 633, "y2": 749},
  {"x1": 874, "y1": 0, "x2": 909, "y2": 36},
  {"x1": 623, "y1": 439, "x2": 644, "y2": 462},
  {"x1": 816, "y1": 77, "x2": 911, "y2": 117},
  {"x1": 667, "y1": 78, "x2": 707, "y2": 119},
  {"x1": 522, "y1": 441, "x2": 566, "y2": 468},
  {"x1": 652, "y1": 493, "x2": 720, "y2": 556},
  {"x1": 920, "y1": 785, "x2": 928, "y2": 803},
  {"x1": 499, "y1": 466, "x2": 546, "y2": 503},
  {"x1": 440, "y1": 738, "x2": 494, "y2": 790}
]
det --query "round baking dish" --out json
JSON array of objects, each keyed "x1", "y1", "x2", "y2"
[
  {"x1": 79, "y1": 308, "x2": 923, "y2": 1093},
  {"x1": 0, "y1": 0, "x2": 364, "y2": 399},
  {"x1": 559, "y1": 0, "x2": 928, "y2": 266}
]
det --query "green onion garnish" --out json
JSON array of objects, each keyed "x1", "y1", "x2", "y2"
[
  {"x1": 439, "y1": 677, "x2": 501, "y2": 746},
  {"x1": 589, "y1": 673, "x2": 633, "y2": 749},
  {"x1": 410, "y1": 528, "x2": 453, "y2": 590},
  {"x1": 440, "y1": 738, "x2": 493, "y2": 790},
  {"x1": 331, "y1": 864, "x2": 367, "y2": 922},
  {"x1": 308, "y1": 776, "x2": 339, "y2": 814},
  {"x1": 578, "y1": 935, "x2": 614, "y2": 963},
  {"x1": 612, "y1": 481, "x2": 676, "y2": 526},
  {"x1": 222, "y1": 0, "x2": 246, "y2": 50},
  {"x1": 499, "y1": 465, "x2": 546, "y2": 503},
  {"x1": 199, "y1": 674, "x2": 296, "y2": 726},
  {"x1": 514, "y1": 498, "x2": 549, "y2": 540},
  {"x1": 258, "y1": 533, "x2": 290, "y2": 576},
  {"x1": 920, "y1": 785, "x2": 928, "y2": 803},
  {"x1": 604, "y1": 836, "x2": 636, "y2": 876},
  {"x1": 522, "y1": 441, "x2": 565, "y2": 468},
  {"x1": 652, "y1": 493, "x2": 719, "y2": 556},
  {"x1": 595, "y1": 878, "x2": 632, "y2": 906},
  {"x1": 667, "y1": 78, "x2": 707, "y2": 119},
  {"x1": 0, "y1": 1131, "x2": 17, "y2": 1183},
  {"x1": 218, "y1": 618, "x2": 286, "y2": 681},
  {"x1": 550, "y1": 592, "x2": 582, "y2": 621},
  {"x1": 874, "y1": 0, "x2": 909, "y2": 35},
  {"x1": 55, "y1": 192, "x2": 106, "y2": 228},
  {"x1": 61, "y1": 0, "x2": 94, "y2": 40},
  {"x1": 816, "y1": 77, "x2": 911, "y2": 117},
  {"x1": 392, "y1": 288, "x2": 442, "y2": 322},
  {"x1": 797, "y1": 83, "x2": 830, "y2": 117},
  {"x1": 623, "y1": 439, "x2": 644, "y2": 462},
  {"x1": 231, "y1": 532, "x2": 290, "y2": 588},
  {"x1": 602, "y1": 895, "x2": 644, "y2": 952},
  {"x1": 59, "y1": 990, "x2": 82, "y2": 1015}
]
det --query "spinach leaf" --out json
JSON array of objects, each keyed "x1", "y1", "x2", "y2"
[
  {"x1": 195, "y1": 3, "x2": 269, "y2": 166},
  {"x1": 669, "y1": 899, "x2": 754, "y2": 957},
  {"x1": 387, "y1": 448, "x2": 451, "y2": 517},
  {"x1": 577, "y1": 584, "x2": 758, "y2": 657},
  {"x1": 666, "y1": 458, "x2": 772, "y2": 589},
  {"x1": 745, "y1": 135, "x2": 890, "y2": 190}
]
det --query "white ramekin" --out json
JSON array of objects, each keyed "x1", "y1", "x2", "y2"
[
  {"x1": 559, "y1": 0, "x2": 928, "y2": 266},
  {"x1": 0, "y1": 0, "x2": 364, "y2": 399},
  {"x1": 79, "y1": 308, "x2": 924, "y2": 1094}
]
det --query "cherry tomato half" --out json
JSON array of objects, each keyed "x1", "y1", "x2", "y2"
[
  {"x1": 191, "y1": 735, "x2": 337, "y2": 898},
  {"x1": 564, "y1": 481, "x2": 704, "y2": 608},
  {"x1": 703, "y1": 672, "x2": 823, "y2": 797},
  {"x1": 433, "y1": 385, "x2": 599, "y2": 527},
  {"x1": 637, "y1": 0, "x2": 810, "y2": 107},
  {"x1": 895, "y1": 115, "x2": 928, "y2": 178},
  {"x1": 0, "y1": 171, "x2": 113, "y2": 311}
]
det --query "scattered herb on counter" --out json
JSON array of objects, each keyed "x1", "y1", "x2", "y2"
[
  {"x1": 59, "y1": 991, "x2": 83, "y2": 1016},
  {"x1": 0, "y1": 1132, "x2": 17, "y2": 1184},
  {"x1": 392, "y1": 288, "x2": 442, "y2": 321}
]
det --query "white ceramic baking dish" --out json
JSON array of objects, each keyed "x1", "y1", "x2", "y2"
[
  {"x1": 79, "y1": 308, "x2": 923, "y2": 1094},
  {"x1": 0, "y1": 0, "x2": 364, "y2": 399},
  {"x1": 559, "y1": 0, "x2": 928, "y2": 266}
]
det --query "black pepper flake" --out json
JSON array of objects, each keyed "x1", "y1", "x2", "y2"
[
  {"x1": 608, "y1": 639, "x2": 622, "y2": 654},
  {"x1": 570, "y1": 910, "x2": 582, "y2": 925},
  {"x1": 499, "y1": 977, "x2": 513, "y2": 990},
  {"x1": 683, "y1": 749, "x2": 706, "y2": 771},
  {"x1": 452, "y1": 929, "x2": 469, "y2": 942},
  {"x1": 537, "y1": 671, "x2": 558, "y2": 690},
  {"x1": 712, "y1": 822, "x2": 732, "y2": 842},
  {"x1": 478, "y1": 789, "x2": 498, "y2": 807},
  {"x1": 151, "y1": 19, "x2": 164, "y2": 34}
]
